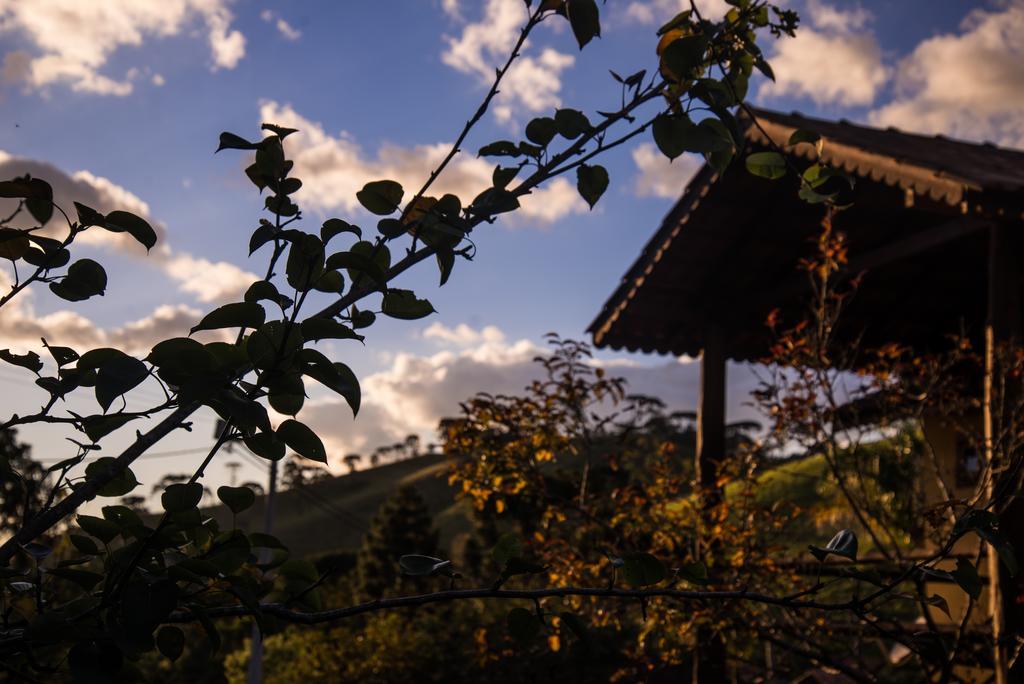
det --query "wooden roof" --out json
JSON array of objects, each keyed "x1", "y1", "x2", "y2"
[{"x1": 588, "y1": 108, "x2": 1024, "y2": 361}]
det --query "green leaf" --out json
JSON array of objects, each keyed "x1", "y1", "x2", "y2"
[
  {"x1": 491, "y1": 533, "x2": 523, "y2": 569},
  {"x1": 554, "y1": 109, "x2": 591, "y2": 139},
  {"x1": 277, "y1": 419, "x2": 326, "y2": 463},
  {"x1": 104, "y1": 210, "x2": 157, "y2": 251},
  {"x1": 156, "y1": 625, "x2": 185, "y2": 661},
  {"x1": 95, "y1": 354, "x2": 149, "y2": 412},
  {"x1": 399, "y1": 554, "x2": 453, "y2": 577},
  {"x1": 745, "y1": 151, "x2": 787, "y2": 180},
  {"x1": 661, "y1": 35, "x2": 708, "y2": 81},
  {"x1": 652, "y1": 114, "x2": 697, "y2": 160},
  {"x1": 217, "y1": 485, "x2": 256, "y2": 514},
  {"x1": 381, "y1": 289, "x2": 435, "y2": 320},
  {"x1": 191, "y1": 302, "x2": 266, "y2": 334},
  {"x1": 525, "y1": 117, "x2": 557, "y2": 146},
  {"x1": 622, "y1": 552, "x2": 666, "y2": 587},
  {"x1": 809, "y1": 529, "x2": 858, "y2": 562},
  {"x1": 576, "y1": 164, "x2": 609, "y2": 209},
  {"x1": 566, "y1": 0, "x2": 600, "y2": 49},
  {"x1": 675, "y1": 561, "x2": 709, "y2": 585},
  {"x1": 84, "y1": 457, "x2": 139, "y2": 497},
  {"x1": 789, "y1": 129, "x2": 821, "y2": 146},
  {"x1": 161, "y1": 482, "x2": 203, "y2": 513},
  {"x1": 952, "y1": 558, "x2": 982, "y2": 600},
  {"x1": 50, "y1": 259, "x2": 107, "y2": 301},
  {"x1": 0, "y1": 349, "x2": 43, "y2": 374},
  {"x1": 216, "y1": 132, "x2": 260, "y2": 152},
  {"x1": 77, "y1": 515, "x2": 119, "y2": 543},
  {"x1": 507, "y1": 607, "x2": 541, "y2": 643},
  {"x1": 356, "y1": 180, "x2": 404, "y2": 215}
]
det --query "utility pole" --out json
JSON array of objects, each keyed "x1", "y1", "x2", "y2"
[
  {"x1": 226, "y1": 461, "x2": 241, "y2": 486},
  {"x1": 245, "y1": 455, "x2": 278, "y2": 683}
]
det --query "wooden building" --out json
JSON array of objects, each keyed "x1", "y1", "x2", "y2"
[{"x1": 588, "y1": 107, "x2": 1024, "y2": 680}]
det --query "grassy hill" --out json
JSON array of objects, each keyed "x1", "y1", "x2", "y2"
[
  {"x1": 204, "y1": 453, "x2": 473, "y2": 559},
  {"x1": 201, "y1": 449, "x2": 856, "y2": 561}
]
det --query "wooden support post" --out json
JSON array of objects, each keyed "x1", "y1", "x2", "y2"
[
  {"x1": 985, "y1": 223, "x2": 1021, "y2": 684},
  {"x1": 694, "y1": 323, "x2": 727, "y2": 684}
]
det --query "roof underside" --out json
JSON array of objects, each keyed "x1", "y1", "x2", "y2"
[{"x1": 589, "y1": 108, "x2": 1024, "y2": 361}]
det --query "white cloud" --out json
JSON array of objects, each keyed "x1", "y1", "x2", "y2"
[
  {"x1": 0, "y1": 269, "x2": 216, "y2": 354},
  {"x1": 260, "y1": 9, "x2": 301, "y2": 41},
  {"x1": 619, "y1": 0, "x2": 730, "y2": 25},
  {"x1": 0, "y1": 0, "x2": 246, "y2": 96},
  {"x1": 631, "y1": 143, "x2": 702, "y2": 198},
  {"x1": 151, "y1": 73, "x2": 165, "y2": 87},
  {"x1": 163, "y1": 254, "x2": 257, "y2": 304},
  {"x1": 441, "y1": 0, "x2": 574, "y2": 124},
  {"x1": 0, "y1": 151, "x2": 258, "y2": 304},
  {"x1": 296, "y1": 323, "x2": 761, "y2": 464},
  {"x1": 441, "y1": 0, "x2": 461, "y2": 20},
  {"x1": 757, "y1": 1, "x2": 888, "y2": 107},
  {"x1": 805, "y1": 0, "x2": 871, "y2": 32},
  {"x1": 868, "y1": 2, "x2": 1024, "y2": 147},
  {"x1": 259, "y1": 100, "x2": 585, "y2": 224},
  {"x1": 422, "y1": 322, "x2": 506, "y2": 346}
]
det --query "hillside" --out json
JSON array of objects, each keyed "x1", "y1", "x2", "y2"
[{"x1": 203, "y1": 453, "x2": 472, "y2": 559}]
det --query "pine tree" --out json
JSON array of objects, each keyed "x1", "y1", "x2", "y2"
[{"x1": 355, "y1": 485, "x2": 438, "y2": 599}]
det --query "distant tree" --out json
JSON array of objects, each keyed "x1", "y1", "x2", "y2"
[
  {"x1": 119, "y1": 495, "x2": 147, "y2": 512},
  {"x1": 239, "y1": 481, "x2": 265, "y2": 496},
  {"x1": 342, "y1": 453, "x2": 361, "y2": 473},
  {"x1": 0, "y1": 429, "x2": 48, "y2": 538},
  {"x1": 355, "y1": 485, "x2": 437, "y2": 599},
  {"x1": 281, "y1": 453, "x2": 330, "y2": 489}
]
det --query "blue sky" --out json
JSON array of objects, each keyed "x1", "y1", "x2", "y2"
[{"x1": 0, "y1": 0, "x2": 1021, "y2": 502}]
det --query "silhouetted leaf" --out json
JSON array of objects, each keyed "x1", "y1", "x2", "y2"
[
  {"x1": 576, "y1": 164, "x2": 609, "y2": 209},
  {"x1": 357, "y1": 180, "x2": 404, "y2": 215},
  {"x1": 277, "y1": 419, "x2": 326, "y2": 463},
  {"x1": 217, "y1": 485, "x2": 256, "y2": 514},
  {"x1": 84, "y1": 457, "x2": 139, "y2": 497},
  {"x1": 156, "y1": 625, "x2": 185, "y2": 661},
  {"x1": 507, "y1": 607, "x2": 540, "y2": 643},
  {"x1": 95, "y1": 354, "x2": 149, "y2": 412},
  {"x1": 0, "y1": 349, "x2": 43, "y2": 374},
  {"x1": 191, "y1": 302, "x2": 266, "y2": 334},
  {"x1": 321, "y1": 218, "x2": 361, "y2": 244},
  {"x1": 105, "y1": 210, "x2": 158, "y2": 251},
  {"x1": 622, "y1": 552, "x2": 666, "y2": 586},
  {"x1": 217, "y1": 132, "x2": 260, "y2": 152},
  {"x1": 50, "y1": 259, "x2": 107, "y2": 301},
  {"x1": 566, "y1": 0, "x2": 600, "y2": 49},
  {"x1": 161, "y1": 483, "x2": 203, "y2": 513},
  {"x1": 554, "y1": 109, "x2": 591, "y2": 139},
  {"x1": 381, "y1": 289, "x2": 435, "y2": 320}
]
